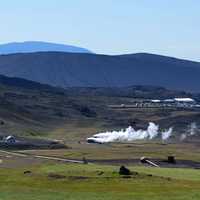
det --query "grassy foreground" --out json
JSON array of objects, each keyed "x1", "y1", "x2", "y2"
[{"x1": 0, "y1": 163, "x2": 200, "y2": 200}]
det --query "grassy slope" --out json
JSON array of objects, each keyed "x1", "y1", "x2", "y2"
[{"x1": 0, "y1": 163, "x2": 200, "y2": 200}]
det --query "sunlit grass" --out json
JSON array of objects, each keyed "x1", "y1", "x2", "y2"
[{"x1": 0, "y1": 163, "x2": 200, "y2": 200}]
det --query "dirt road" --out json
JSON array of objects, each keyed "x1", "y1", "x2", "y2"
[{"x1": 0, "y1": 150, "x2": 85, "y2": 164}]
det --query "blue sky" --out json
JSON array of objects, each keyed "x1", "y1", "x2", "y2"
[{"x1": 0, "y1": 0, "x2": 200, "y2": 61}]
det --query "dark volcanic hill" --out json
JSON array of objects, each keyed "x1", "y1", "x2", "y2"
[
  {"x1": 0, "y1": 52, "x2": 200, "y2": 92},
  {"x1": 0, "y1": 74, "x2": 200, "y2": 140},
  {"x1": 0, "y1": 41, "x2": 92, "y2": 54}
]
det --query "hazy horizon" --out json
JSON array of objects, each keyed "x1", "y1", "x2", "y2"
[{"x1": 0, "y1": 1, "x2": 200, "y2": 61}]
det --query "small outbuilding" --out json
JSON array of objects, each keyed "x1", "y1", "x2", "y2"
[{"x1": 4, "y1": 135, "x2": 16, "y2": 144}]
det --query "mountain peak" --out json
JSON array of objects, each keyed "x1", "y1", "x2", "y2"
[{"x1": 0, "y1": 41, "x2": 92, "y2": 54}]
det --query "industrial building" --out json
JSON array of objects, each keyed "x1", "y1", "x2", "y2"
[{"x1": 109, "y1": 98, "x2": 199, "y2": 109}]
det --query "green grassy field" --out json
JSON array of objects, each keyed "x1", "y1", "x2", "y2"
[
  {"x1": 1, "y1": 162, "x2": 200, "y2": 200},
  {"x1": 1, "y1": 81, "x2": 200, "y2": 199}
]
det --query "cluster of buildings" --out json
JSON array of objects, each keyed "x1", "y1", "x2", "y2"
[
  {"x1": 110, "y1": 98, "x2": 200, "y2": 109},
  {"x1": 149, "y1": 98, "x2": 198, "y2": 108}
]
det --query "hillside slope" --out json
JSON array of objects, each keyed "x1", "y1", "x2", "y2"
[
  {"x1": 0, "y1": 52, "x2": 199, "y2": 92},
  {"x1": 0, "y1": 74, "x2": 199, "y2": 140}
]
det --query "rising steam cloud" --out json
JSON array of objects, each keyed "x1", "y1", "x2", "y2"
[
  {"x1": 87, "y1": 122, "x2": 173, "y2": 143},
  {"x1": 180, "y1": 122, "x2": 199, "y2": 141}
]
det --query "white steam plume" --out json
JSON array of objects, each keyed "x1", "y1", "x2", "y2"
[
  {"x1": 190, "y1": 122, "x2": 197, "y2": 136},
  {"x1": 180, "y1": 122, "x2": 198, "y2": 141},
  {"x1": 87, "y1": 122, "x2": 172, "y2": 143},
  {"x1": 161, "y1": 127, "x2": 173, "y2": 141},
  {"x1": 180, "y1": 134, "x2": 187, "y2": 141}
]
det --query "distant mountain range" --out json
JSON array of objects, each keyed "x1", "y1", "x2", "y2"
[
  {"x1": 0, "y1": 51, "x2": 199, "y2": 92},
  {"x1": 0, "y1": 41, "x2": 92, "y2": 54}
]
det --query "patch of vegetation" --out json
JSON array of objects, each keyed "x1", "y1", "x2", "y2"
[{"x1": 0, "y1": 163, "x2": 200, "y2": 200}]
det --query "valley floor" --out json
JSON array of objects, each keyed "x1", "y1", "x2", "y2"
[
  {"x1": 0, "y1": 161, "x2": 200, "y2": 200},
  {"x1": 0, "y1": 143, "x2": 200, "y2": 200}
]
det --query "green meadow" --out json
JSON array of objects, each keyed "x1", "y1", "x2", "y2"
[{"x1": 0, "y1": 163, "x2": 200, "y2": 200}]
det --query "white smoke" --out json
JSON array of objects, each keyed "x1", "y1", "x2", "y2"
[
  {"x1": 180, "y1": 133, "x2": 187, "y2": 141},
  {"x1": 87, "y1": 122, "x2": 173, "y2": 143},
  {"x1": 189, "y1": 122, "x2": 197, "y2": 136},
  {"x1": 161, "y1": 127, "x2": 173, "y2": 141},
  {"x1": 180, "y1": 122, "x2": 199, "y2": 141}
]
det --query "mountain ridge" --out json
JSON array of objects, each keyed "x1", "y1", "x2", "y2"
[
  {"x1": 0, "y1": 41, "x2": 92, "y2": 54},
  {"x1": 0, "y1": 51, "x2": 200, "y2": 92}
]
